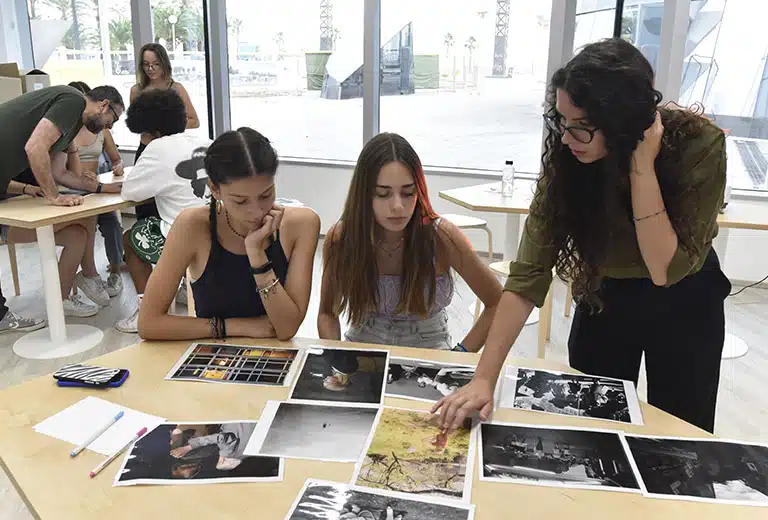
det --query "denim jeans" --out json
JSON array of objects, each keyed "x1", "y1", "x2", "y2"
[
  {"x1": 345, "y1": 310, "x2": 452, "y2": 350},
  {"x1": 98, "y1": 212, "x2": 124, "y2": 266}
]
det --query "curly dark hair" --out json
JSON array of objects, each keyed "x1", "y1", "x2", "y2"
[
  {"x1": 126, "y1": 88, "x2": 186, "y2": 137},
  {"x1": 536, "y1": 38, "x2": 710, "y2": 309}
]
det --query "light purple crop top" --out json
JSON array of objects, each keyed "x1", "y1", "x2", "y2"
[{"x1": 376, "y1": 272, "x2": 454, "y2": 320}]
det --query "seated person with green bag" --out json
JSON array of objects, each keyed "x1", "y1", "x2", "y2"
[{"x1": 117, "y1": 88, "x2": 211, "y2": 333}]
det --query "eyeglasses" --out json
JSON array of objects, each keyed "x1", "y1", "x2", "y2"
[
  {"x1": 543, "y1": 114, "x2": 598, "y2": 144},
  {"x1": 107, "y1": 104, "x2": 119, "y2": 123},
  {"x1": 143, "y1": 62, "x2": 161, "y2": 70}
]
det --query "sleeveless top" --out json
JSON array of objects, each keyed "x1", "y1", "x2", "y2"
[
  {"x1": 376, "y1": 273, "x2": 454, "y2": 321},
  {"x1": 191, "y1": 220, "x2": 289, "y2": 319},
  {"x1": 77, "y1": 132, "x2": 104, "y2": 163}
]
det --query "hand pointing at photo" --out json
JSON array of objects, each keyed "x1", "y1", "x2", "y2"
[{"x1": 431, "y1": 378, "x2": 495, "y2": 433}]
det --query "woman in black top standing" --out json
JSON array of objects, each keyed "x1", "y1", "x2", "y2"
[{"x1": 137, "y1": 128, "x2": 321, "y2": 341}]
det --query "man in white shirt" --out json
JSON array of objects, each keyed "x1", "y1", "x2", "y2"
[{"x1": 117, "y1": 88, "x2": 211, "y2": 333}]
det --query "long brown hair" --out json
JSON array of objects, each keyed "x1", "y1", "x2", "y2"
[
  {"x1": 136, "y1": 43, "x2": 173, "y2": 90},
  {"x1": 537, "y1": 38, "x2": 710, "y2": 309},
  {"x1": 322, "y1": 133, "x2": 440, "y2": 325}
]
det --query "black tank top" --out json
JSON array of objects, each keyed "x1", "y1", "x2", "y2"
[{"x1": 191, "y1": 215, "x2": 289, "y2": 319}]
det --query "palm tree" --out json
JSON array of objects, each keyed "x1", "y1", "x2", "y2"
[
  {"x1": 228, "y1": 17, "x2": 243, "y2": 54},
  {"x1": 465, "y1": 36, "x2": 477, "y2": 83},
  {"x1": 444, "y1": 32, "x2": 454, "y2": 56},
  {"x1": 28, "y1": 0, "x2": 39, "y2": 19},
  {"x1": 273, "y1": 31, "x2": 285, "y2": 57},
  {"x1": 109, "y1": 17, "x2": 132, "y2": 51}
]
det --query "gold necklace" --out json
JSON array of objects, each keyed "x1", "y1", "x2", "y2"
[{"x1": 377, "y1": 237, "x2": 404, "y2": 258}]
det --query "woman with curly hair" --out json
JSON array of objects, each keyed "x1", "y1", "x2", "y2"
[{"x1": 434, "y1": 38, "x2": 731, "y2": 434}]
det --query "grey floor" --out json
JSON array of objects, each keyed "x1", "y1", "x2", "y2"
[{"x1": 1, "y1": 233, "x2": 767, "y2": 519}]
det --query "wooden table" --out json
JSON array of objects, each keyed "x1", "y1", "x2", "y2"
[
  {"x1": 440, "y1": 181, "x2": 768, "y2": 359},
  {"x1": 0, "y1": 173, "x2": 140, "y2": 360},
  {"x1": 0, "y1": 336, "x2": 762, "y2": 519}
]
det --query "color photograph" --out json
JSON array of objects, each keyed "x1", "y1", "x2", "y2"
[
  {"x1": 499, "y1": 366, "x2": 643, "y2": 425},
  {"x1": 352, "y1": 407, "x2": 475, "y2": 502},
  {"x1": 289, "y1": 346, "x2": 389, "y2": 405},
  {"x1": 284, "y1": 479, "x2": 475, "y2": 520},
  {"x1": 244, "y1": 401, "x2": 380, "y2": 462},
  {"x1": 479, "y1": 422, "x2": 640, "y2": 492},
  {"x1": 386, "y1": 357, "x2": 477, "y2": 403},
  {"x1": 625, "y1": 435, "x2": 768, "y2": 506},
  {"x1": 114, "y1": 421, "x2": 282, "y2": 486},
  {"x1": 165, "y1": 342, "x2": 301, "y2": 386}
]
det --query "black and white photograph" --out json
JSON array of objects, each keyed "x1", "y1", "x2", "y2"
[
  {"x1": 625, "y1": 434, "x2": 768, "y2": 506},
  {"x1": 479, "y1": 422, "x2": 641, "y2": 492},
  {"x1": 113, "y1": 421, "x2": 282, "y2": 486},
  {"x1": 165, "y1": 342, "x2": 302, "y2": 387},
  {"x1": 289, "y1": 346, "x2": 389, "y2": 405},
  {"x1": 243, "y1": 401, "x2": 380, "y2": 462},
  {"x1": 284, "y1": 479, "x2": 475, "y2": 520},
  {"x1": 385, "y1": 357, "x2": 478, "y2": 403},
  {"x1": 499, "y1": 366, "x2": 643, "y2": 425}
]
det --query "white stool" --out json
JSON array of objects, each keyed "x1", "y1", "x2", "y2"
[{"x1": 441, "y1": 214, "x2": 492, "y2": 323}]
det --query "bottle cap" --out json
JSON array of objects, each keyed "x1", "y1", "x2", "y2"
[{"x1": 505, "y1": 160, "x2": 514, "y2": 165}]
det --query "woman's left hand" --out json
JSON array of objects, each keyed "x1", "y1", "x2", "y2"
[
  {"x1": 632, "y1": 111, "x2": 664, "y2": 172},
  {"x1": 244, "y1": 203, "x2": 285, "y2": 255}
]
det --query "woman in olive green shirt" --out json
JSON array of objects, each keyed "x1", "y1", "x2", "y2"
[{"x1": 434, "y1": 38, "x2": 731, "y2": 434}]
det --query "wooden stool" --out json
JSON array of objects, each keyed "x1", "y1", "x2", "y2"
[
  {"x1": 489, "y1": 260, "x2": 551, "y2": 359},
  {"x1": 441, "y1": 214, "x2": 492, "y2": 323},
  {"x1": 0, "y1": 239, "x2": 20, "y2": 296}
]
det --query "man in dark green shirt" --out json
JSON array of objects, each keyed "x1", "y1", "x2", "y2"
[{"x1": 0, "y1": 84, "x2": 124, "y2": 205}]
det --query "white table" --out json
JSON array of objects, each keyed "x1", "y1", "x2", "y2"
[{"x1": 0, "y1": 174, "x2": 141, "y2": 360}]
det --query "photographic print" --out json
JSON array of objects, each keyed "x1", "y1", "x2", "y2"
[
  {"x1": 114, "y1": 421, "x2": 282, "y2": 486},
  {"x1": 165, "y1": 342, "x2": 301, "y2": 387},
  {"x1": 244, "y1": 401, "x2": 380, "y2": 462},
  {"x1": 289, "y1": 346, "x2": 389, "y2": 405},
  {"x1": 352, "y1": 407, "x2": 476, "y2": 502},
  {"x1": 625, "y1": 434, "x2": 768, "y2": 506},
  {"x1": 385, "y1": 357, "x2": 478, "y2": 403},
  {"x1": 284, "y1": 479, "x2": 475, "y2": 520},
  {"x1": 479, "y1": 422, "x2": 641, "y2": 492},
  {"x1": 499, "y1": 366, "x2": 643, "y2": 425}
]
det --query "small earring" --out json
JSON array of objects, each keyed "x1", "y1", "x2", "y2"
[{"x1": 216, "y1": 199, "x2": 223, "y2": 214}]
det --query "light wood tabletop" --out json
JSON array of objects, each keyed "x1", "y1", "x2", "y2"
[
  {"x1": 0, "y1": 193, "x2": 139, "y2": 229},
  {"x1": 439, "y1": 181, "x2": 768, "y2": 230},
  {"x1": 0, "y1": 337, "x2": 762, "y2": 520}
]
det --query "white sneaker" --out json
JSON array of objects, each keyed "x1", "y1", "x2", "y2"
[
  {"x1": 116, "y1": 296, "x2": 141, "y2": 333},
  {"x1": 175, "y1": 281, "x2": 188, "y2": 306},
  {"x1": 63, "y1": 294, "x2": 99, "y2": 318},
  {"x1": 104, "y1": 273, "x2": 123, "y2": 297},
  {"x1": 75, "y1": 272, "x2": 110, "y2": 307}
]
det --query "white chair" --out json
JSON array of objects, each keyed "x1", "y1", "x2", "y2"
[{"x1": 441, "y1": 213, "x2": 492, "y2": 323}]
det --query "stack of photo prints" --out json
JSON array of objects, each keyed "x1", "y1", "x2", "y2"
[{"x1": 104, "y1": 343, "x2": 767, "y2": 514}]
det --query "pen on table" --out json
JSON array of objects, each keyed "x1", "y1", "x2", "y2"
[
  {"x1": 89, "y1": 427, "x2": 147, "y2": 478},
  {"x1": 70, "y1": 411, "x2": 125, "y2": 458}
]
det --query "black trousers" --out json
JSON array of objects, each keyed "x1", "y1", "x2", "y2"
[
  {"x1": 568, "y1": 248, "x2": 731, "y2": 433},
  {"x1": 133, "y1": 142, "x2": 160, "y2": 220}
]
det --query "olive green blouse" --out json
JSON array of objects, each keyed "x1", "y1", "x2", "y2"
[{"x1": 504, "y1": 122, "x2": 727, "y2": 307}]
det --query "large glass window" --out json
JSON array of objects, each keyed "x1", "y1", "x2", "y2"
[
  {"x1": 379, "y1": 0, "x2": 553, "y2": 174},
  {"x1": 149, "y1": 0, "x2": 209, "y2": 142},
  {"x1": 27, "y1": 0, "x2": 135, "y2": 145},
  {"x1": 225, "y1": 0, "x2": 364, "y2": 161},
  {"x1": 676, "y1": 0, "x2": 768, "y2": 192}
]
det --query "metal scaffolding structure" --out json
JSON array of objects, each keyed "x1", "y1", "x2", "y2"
[
  {"x1": 320, "y1": 0, "x2": 334, "y2": 51},
  {"x1": 493, "y1": 0, "x2": 510, "y2": 76}
]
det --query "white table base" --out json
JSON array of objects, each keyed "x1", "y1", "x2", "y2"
[
  {"x1": 12, "y1": 225, "x2": 103, "y2": 360},
  {"x1": 13, "y1": 324, "x2": 104, "y2": 360}
]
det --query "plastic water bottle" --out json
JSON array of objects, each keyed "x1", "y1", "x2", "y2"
[{"x1": 501, "y1": 160, "x2": 515, "y2": 195}]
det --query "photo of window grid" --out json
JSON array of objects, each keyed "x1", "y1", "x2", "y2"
[{"x1": 169, "y1": 344, "x2": 299, "y2": 385}]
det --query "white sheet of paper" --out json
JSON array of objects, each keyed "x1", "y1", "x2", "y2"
[{"x1": 33, "y1": 396, "x2": 166, "y2": 456}]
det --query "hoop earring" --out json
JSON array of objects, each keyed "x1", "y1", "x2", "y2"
[{"x1": 216, "y1": 199, "x2": 223, "y2": 214}]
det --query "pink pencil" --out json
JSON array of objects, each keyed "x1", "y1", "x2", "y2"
[{"x1": 89, "y1": 427, "x2": 148, "y2": 478}]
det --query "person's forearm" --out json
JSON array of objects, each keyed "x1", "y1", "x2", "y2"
[
  {"x1": 630, "y1": 166, "x2": 678, "y2": 285},
  {"x1": 25, "y1": 149, "x2": 59, "y2": 198},
  {"x1": 318, "y1": 313, "x2": 342, "y2": 340},
  {"x1": 460, "y1": 304, "x2": 498, "y2": 352},
  {"x1": 53, "y1": 168, "x2": 99, "y2": 192},
  {"x1": 6, "y1": 181, "x2": 29, "y2": 195},
  {"x1": 137, "y1": 313, "x2": 274, "y2": 340},
  {"x1": 250, "y1": 252, "x2": 303, "y2": 341},
  {"x1": 473, "y1": 291, "x2": 534, "y2": 384}
]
